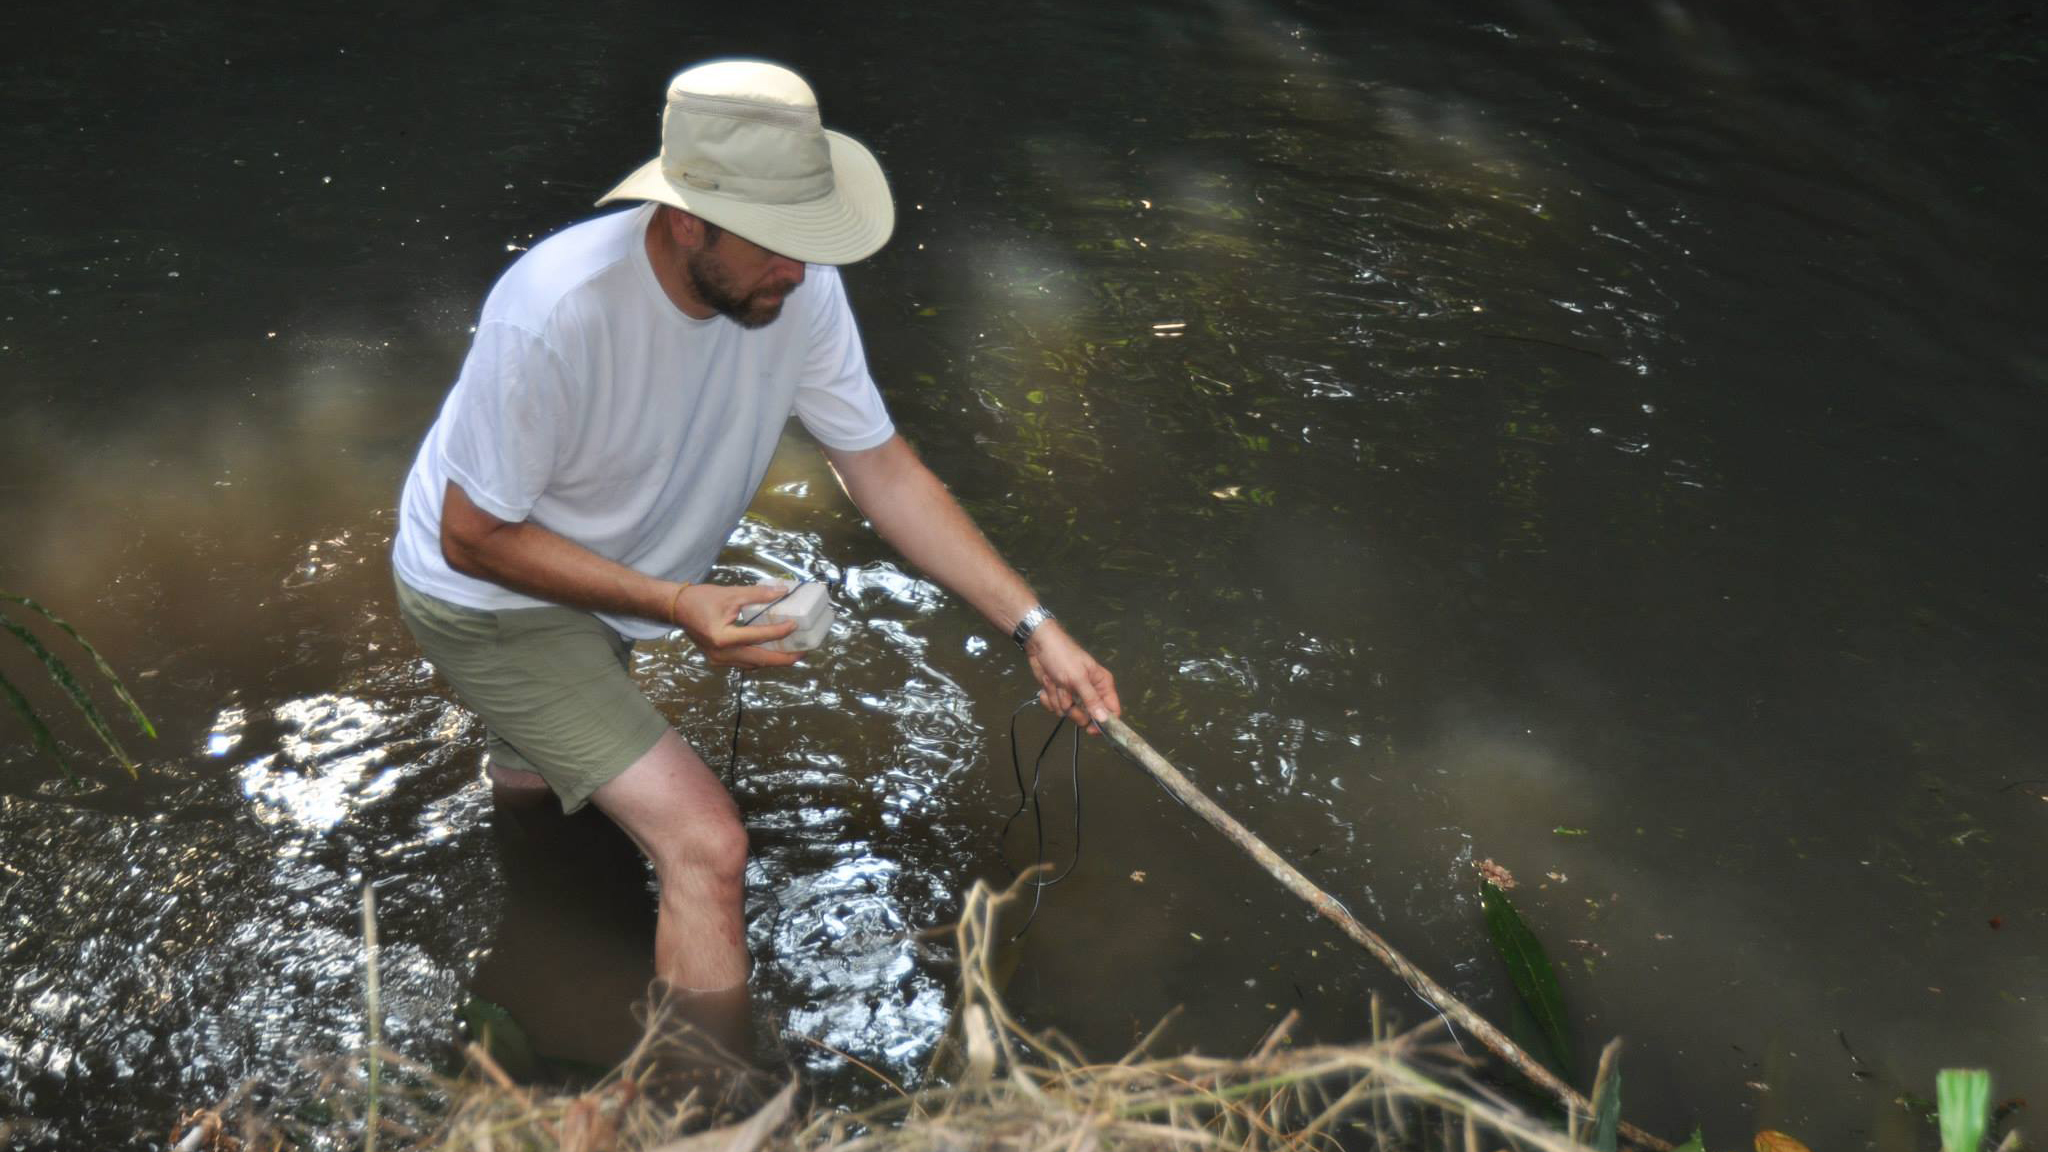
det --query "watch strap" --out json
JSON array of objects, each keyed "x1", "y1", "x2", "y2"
[{"x1": 1011, "y1": 604, "x2": 1055, "y2": 648}]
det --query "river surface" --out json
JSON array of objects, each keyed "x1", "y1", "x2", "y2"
[{"x1": 3, "y1": 0, "x2": 2045, "y2": 1147}]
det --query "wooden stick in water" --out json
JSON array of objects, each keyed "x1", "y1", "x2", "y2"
[
  {"x1": 1098, "y1": 715, "x2": 1673, "y2": 1152},
  {"x1": 362, "y1": 883, "x2": 382, "y2": 1152}
]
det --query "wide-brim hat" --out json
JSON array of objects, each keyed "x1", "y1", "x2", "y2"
[{"x1": 596, "y1": 60, "x2": 894, "y2": 266}]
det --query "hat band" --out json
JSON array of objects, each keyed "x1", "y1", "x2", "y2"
[{"x1": 662, "y1": 164, "x2": 835, "y2": 205}]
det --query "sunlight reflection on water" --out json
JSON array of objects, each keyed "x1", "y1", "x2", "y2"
[{"x1": 239, "y1": 695, "x2": 402, "y2": 834}]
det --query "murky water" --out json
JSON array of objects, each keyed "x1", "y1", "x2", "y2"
[{"x1": 4, "y1": 0, "x2": 2045, "y2": 1147}]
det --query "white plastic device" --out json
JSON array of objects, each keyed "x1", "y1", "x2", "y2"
[{"x1": 736, "y1": 581, "x2": 834, "y2": 653}]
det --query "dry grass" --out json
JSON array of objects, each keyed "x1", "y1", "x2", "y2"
[{"x1": 174, "y1": 877, "x2": 1597, "y2": 1152}]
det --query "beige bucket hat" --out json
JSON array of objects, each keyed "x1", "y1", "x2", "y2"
[{"x1": 596, "y1": 60, "x2": 894, "y2": 265}]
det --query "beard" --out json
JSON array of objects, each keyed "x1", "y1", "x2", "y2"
[{"x1": 684, "y1": 248, "x2": 797, "y2": 329}]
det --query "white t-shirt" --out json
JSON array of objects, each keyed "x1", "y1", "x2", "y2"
[{"x1": 392, "y1": 203, "x2": 895, "y2": 640}]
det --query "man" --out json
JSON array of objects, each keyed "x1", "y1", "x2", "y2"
[{"x1": 389, "y1": 60, "x2": 1119, "y2": 1032}]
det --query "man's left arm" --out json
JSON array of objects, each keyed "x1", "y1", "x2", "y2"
[{"x1": 823, "y1": 434, "x2": 1120, "y2": 729}]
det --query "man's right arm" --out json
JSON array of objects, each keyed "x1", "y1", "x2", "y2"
[{"x1": 439, "y1": 480, "x2": 799, "y2": 667}]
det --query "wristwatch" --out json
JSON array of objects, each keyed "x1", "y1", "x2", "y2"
[{"x1": 1011, "y1": 604, "x2": 1055, "y2": 648}]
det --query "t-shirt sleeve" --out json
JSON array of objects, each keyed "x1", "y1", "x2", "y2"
[
  {"x1": 435, "y1": 320, "x2": 575, "y2": 522},
  {"x1": 792, "y1": 266, "x2": 896, "y2": 452}
]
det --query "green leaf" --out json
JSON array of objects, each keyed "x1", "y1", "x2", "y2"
[
  {"x1": 0, "y1": 593, "x2": 156, "y2": 739},
  {"x1": 1590, "y1": 1044, "x2": 1622, "y2": 1152},
  {"x1": 1481, "y1": 880, "x2": 1575, "y2": 1079},
  {"x1": 457, "y1": 997, "x2": 539, "y2": 1082},
  {"x1": 1672, "y1": 1127, "x2": 1706, "y2": 1152},
  {"x1": 0, "y1": 610, "x2": 136, "y2": 777},
  {"x1": 1, "y1": 667, "x2": 73, "y2": 781},
  {"x1": 1938, "y1": 1069, "x2": 1991, "y2": 1152}
]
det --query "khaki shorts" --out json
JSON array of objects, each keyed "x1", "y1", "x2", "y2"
[{"x1": 394, "y1": 576, "x2": 671, "y2": 813}]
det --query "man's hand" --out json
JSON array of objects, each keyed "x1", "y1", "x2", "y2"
[
  {"x1": 1025, "y1": 620, "x2": 1121, "y2": 733},
  {"x1": 670, "y1": 582, "x2": 802, "y2": 668}
]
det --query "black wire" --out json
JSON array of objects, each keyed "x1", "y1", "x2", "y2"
[
  {"x1": 998, "y1": 694, "x2": 1085, "y2": 941},
  {"x1": 725, "y1": 667, "x2": 747, "y2": 783},
  {"x1": 717, "y1": 576, "x2": 1088, "y2": 942},
  {"x1": 724, "y1": 579, "x2": 810, "y2": 784}
]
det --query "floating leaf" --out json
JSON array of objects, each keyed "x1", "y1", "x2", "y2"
[
  {"x1": 1755, "y1": 1130, "x2": 1813, "y2": 1152},
  {"x1": 1938, "y1": 1069, "x2": 1991, "y2": 1152},
  {"x1": 1672, "y1": 1128, "x2": 1707, "y2": 1152},
  {"x1": 1554, "y1": 826, "x2": 1591, "y2": 837},
  {"x1": 1480, "y1": 879, "x2": 1574, "y2": 1079},
  {"x1": 1025, "y1": 389, "x2": 1047, "y2": 405}
]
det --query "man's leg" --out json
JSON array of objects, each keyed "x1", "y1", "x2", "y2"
[
  {"x1": 588, "y1": 729, "x2": 751, "y2": 992},
  {"x1": 486, "y1": 756, "x2": 555, "y2": 805}
]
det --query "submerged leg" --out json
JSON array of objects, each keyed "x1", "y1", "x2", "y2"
[{"x1": 590, "y1": 729, "x2": 753, "y2": 1053}]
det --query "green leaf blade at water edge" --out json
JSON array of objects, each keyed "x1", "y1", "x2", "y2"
[
  {"x1": 0, "y1": 592, "x2": 156, "y2": 739},
  {"x1": 1, "y1": 609, "x2": 137, "y2": 777},
  {"x1": 1, "y1": 667, "x2": 74, "y2": 781},
  {"x1": 1590, "y1": 1054, "x2": 1622, "y2": 1152},
  {"x1": 1480, "y1": 880, "x2": 1576, "y2": 1082},
  {"x1": 457, "y1": 997, "x2": 540, "y2": 1083},
  {"x1": 1937, "y1": 1068, "x2": 1991, "y2": 1152},
  {"x1": 1671, "y1": 1128, "x2": 1707, "y2": 1152}
]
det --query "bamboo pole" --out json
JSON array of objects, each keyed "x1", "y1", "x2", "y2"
[{"x1": 1098, "y1": 716, "x2": 1672, "y2": 1152}]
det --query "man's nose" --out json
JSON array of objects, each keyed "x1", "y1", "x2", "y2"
[{"x1": 773, "y1": 256, "x2": 806, "y2": 285}]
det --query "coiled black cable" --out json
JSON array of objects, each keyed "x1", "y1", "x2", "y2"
[{"x1": 998, "y1": 693, "x2": 1083, "y2": 940}]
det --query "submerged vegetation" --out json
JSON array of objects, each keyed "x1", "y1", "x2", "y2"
[{"x1": 0, "y1": 591, "x2": 155, "y2": 780}]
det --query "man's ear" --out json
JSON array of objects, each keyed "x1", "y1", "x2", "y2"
[{"x1": 662, "y1": 205, "x2": 711, "y2": 252}]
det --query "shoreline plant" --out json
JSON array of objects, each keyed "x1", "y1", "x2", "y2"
[{"x1": 0, "y1": 590, "x2": 156, "y2": 780}]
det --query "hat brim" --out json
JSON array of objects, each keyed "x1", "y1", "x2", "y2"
[{"x1": 595, "y1": 130, "x2": 893, "y2": 266}]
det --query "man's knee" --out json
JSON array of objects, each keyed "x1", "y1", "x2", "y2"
[
  {"x1": 590, "y1": 730, "x2": 748, "y2": 887},
  {"x1": 671, "y1": 811, "x2": 753, "y2": 881},
  {"x1": 656, "y1": 812, "x2": 749, "y2": 888}
]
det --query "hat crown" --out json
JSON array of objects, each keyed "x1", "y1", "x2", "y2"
[
  {"x1": 670, "y1": 60, "x2": 817, "y2": 108},
  {"x1": 658, "y1": 61, "x2": 833, "y2": 204}
]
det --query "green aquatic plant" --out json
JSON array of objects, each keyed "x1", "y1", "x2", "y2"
[
  {"x1": 1938, "y1": 1069, "x2": 1992, "y2": 1152},
  {"x1": 1481, "y1": 875, "x2": 1577, "y2": 1082},
  {"x1": 0, "y1": 591, "x2": 155, "y2": 780},
  {"x1": 1587, "y1": 1040, "x2": 1623, "y2": 1152}
]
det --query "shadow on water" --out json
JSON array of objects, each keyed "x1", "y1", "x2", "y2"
[{"x1": 4, "y1": 0, "x2": 2048, "y2": 1146}]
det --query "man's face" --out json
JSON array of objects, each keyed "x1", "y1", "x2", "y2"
[{"x1": 684, "y1": 228, "x2": 807, "y2": 329}]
